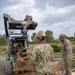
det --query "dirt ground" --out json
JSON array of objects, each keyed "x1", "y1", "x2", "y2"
[{"x1": 0, "y1": 55, "x2": 75, "y2": 75}]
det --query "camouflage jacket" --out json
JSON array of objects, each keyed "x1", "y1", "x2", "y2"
[
  {"x1": 62, "y1": 39, "x2": 73, "y2": 60},
  {"x1": 28, "y1": 44, "x2": 54, "y2": 73}
]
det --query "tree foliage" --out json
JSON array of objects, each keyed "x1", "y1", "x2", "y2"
[
  {"x1": 0, "y1": 34, "x2": 6, "y2": 46},
  {"x1": 31, "y1": 30, "x2": 54, "y2": 43},
  {"x1": 45, "y1": 30, "x2": 54, "y2": 43},
  {"x1": 31, "y1": 33, "x2": 36, "y2": 41}
]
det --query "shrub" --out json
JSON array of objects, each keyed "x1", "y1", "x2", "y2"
[{"x1": 51, "y1": 44, "x2": 62, "y2": 52}]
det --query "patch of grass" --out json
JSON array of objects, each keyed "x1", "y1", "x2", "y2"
[
  {"x1": 72, "y1": 42, "x2": 75, "y2": 45},
  {"x1": 54, "y1": 53, "x2": 62, "y2": 58},
  {"x1": 0, "y1": 50, "x2": 7, "y2": 55},
  {"x1": 0, "y1": 46, "x2": 8, "y2": 55}
]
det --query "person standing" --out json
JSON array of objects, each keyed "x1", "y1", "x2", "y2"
[
  {"x1": 28, "y1": 31, "x2": 54, "y2": 75},
  {"x1": 59, "y1": 34, "x2": 73, "y2": 75}
]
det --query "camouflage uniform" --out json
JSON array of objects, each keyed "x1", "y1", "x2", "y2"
[
  {"x1": 28, "y1": 44, "x2": 54, "y2": 75},
  {"x1": 62, "y1": 39, "x2": 73, "y2": 75}
]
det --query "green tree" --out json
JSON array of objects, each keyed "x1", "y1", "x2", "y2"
[
  {"x1": 45, "y1": 30, "x2": 54, "y2": 43},
  {"x1": 31, "y1": 33, "x2": 36, "y2": 41}
]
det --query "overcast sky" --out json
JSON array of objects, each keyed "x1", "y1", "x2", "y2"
[{"x1": 0, "y1": 0, "x2": 75, "y2": 39}]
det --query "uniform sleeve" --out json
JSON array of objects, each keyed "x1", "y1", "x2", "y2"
[
  {"x1": 28, "y1": 46, "x2": 37, "y2": 64},
  {"x1": 64, "y1": 41, "x2": 73, "y2": 59}
]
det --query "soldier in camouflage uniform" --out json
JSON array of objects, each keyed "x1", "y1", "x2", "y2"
[
  {"x1": 59, "y1": 34, "x2": 73, "y2": 75},
  {"x1": 28, "y1": 31, "x2": 54, "y2": 75}
]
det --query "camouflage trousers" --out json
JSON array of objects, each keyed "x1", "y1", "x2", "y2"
[
  {"x1": 36, "y1": 72, "x2": 52, "y2": 75},
  {"x1": 64, "y1": 59, "x2": 72, "y2": 75}
]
